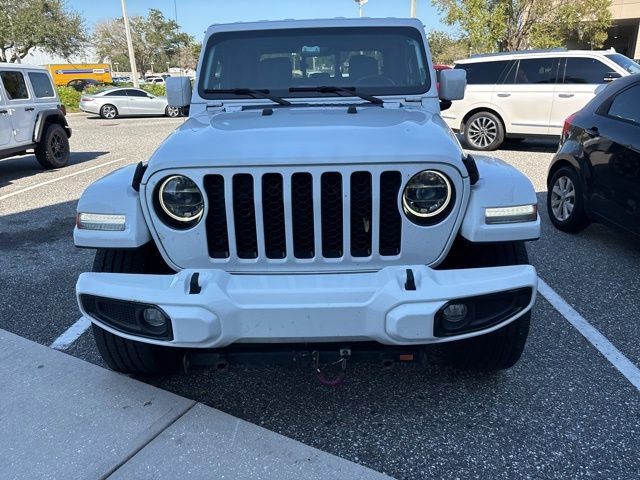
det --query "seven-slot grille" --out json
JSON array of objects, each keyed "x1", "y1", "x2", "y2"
[{"x1": 202, "y1": 171, "x2": 403, "y2": 261}]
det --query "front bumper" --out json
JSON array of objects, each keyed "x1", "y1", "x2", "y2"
[{"x1": 76, "y1": 265, "x2": 537, "y2": 348}]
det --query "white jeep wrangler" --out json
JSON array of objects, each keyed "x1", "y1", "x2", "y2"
[
  {"x1": 0, "y1": 63, "x2": 71, "y2": 168},
  {"x1": 74, "y1": 18, "x2": 540, "y2": 378}
]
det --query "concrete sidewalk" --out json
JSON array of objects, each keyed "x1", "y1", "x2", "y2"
[{"x1": 0, "y1": 329, "x2": 393, "y2": 479}]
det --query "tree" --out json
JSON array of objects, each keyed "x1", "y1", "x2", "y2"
[
  {"x1": 93, "y1": 9, "x2": 194, "y2": 75},
  {"x1": 428, "y1": 31, "x2": 470, "y2": 64},
  {"x1": 0, "y1": 0, "x2": 87, "y2": 62},
  {"x1": 432, "y1": 0, "x2": 613, "y2": 54}
]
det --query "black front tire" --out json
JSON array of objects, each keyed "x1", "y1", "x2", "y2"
[
  {"x1": 439, "y1": 241, "x2": 531, "y2": 371},
  {"x1": 35, "y1": 123, "x2": 70, "y2": 169},
  {"x1": 547, "y1": 166, "x2": 590, "y2": 233},
  {"x1": 91, "y1": 247, "x2": 182, "y2": 375}
]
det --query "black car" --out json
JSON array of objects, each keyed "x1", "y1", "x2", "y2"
[
  {"x1": 547, "y1": 73, "x2": 640, "y2": 238},
  {"x1": 67, "y1": 78, "x2": 100, "y2": 92}
]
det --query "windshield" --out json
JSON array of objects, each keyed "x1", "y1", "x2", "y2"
[
  {"x1": 198, "y1": 26, "x2": 430, "y2": 100},
  {"x1": 605, "y1": 53, "x2": 640, "y2": 74}
]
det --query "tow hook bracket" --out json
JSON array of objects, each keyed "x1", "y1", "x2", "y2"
[
  {"x1": 189, "y1": 272, "x2": 201, "y2": 294},
  {"x1": 313, "y1": 347, "x2": 351, "y2": 387},
  {"x1": 405, "y1": 268, "x2": 416, "y2": 291}
]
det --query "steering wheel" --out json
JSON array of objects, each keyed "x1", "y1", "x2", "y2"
[{"x1": 354, "y1": 75, "x2": 396, "y2": 86}]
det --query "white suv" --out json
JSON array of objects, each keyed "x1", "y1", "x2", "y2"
[
  {"x1": 0, "y1": 63, "x2": 71, "y2": 168},
  {"x1": 444, "y1": 49, "x2": 640, "y2": 150},
  {"x1": 74, "y1": 18, "x2": 540, "y2": 379}
]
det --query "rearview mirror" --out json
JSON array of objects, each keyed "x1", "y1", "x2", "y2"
[
  {"x1": 438, "y1": 68, "x2": 466, "y2": 101},
  {"x1": 166, "y1": 77, "x2": 192, "y2": 107}
]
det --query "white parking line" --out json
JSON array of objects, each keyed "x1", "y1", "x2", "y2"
[
  {"x1": 0, "y1": 157, "x2": 127, "y2": 201},
  {"x1": 50, "y1": 317, "x2": 92, "y2": 350},
  {"x1": 538, "y1": 277, "x2": 640, "y2": 392}
]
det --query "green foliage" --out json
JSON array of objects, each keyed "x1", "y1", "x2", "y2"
[
  {"x1": 141, "y1": 84, "x2": 167, "y2": 97},
  {"x1": 93, "y1": 8, "x2": 196, "y2": 75},
  {"x1": 432, "y1": 0, "x2": 613, "y2": 54},
  {"x1": 0, "y1": 0, "x2": 87, "y2": 62},
  {"x1": 56, "y1": 86, "x2": 81, "y2": 111},
  {"x1": 428, "y1": 31, "x2": 470, "y2": 64}
]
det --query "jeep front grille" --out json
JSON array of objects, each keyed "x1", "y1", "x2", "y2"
[{"x1": 202, "y1": 171, "x2": 402, "y2": 261}]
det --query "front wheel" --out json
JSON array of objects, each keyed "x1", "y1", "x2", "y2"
[
  {"x1": 463, "y1": 111, "x2": 505, "y2": 151},
  {"x1": 439, "y1": 241, "x2": 531, "y2": 371},
  {"x1": 165, "y1": 105, "x2": 181, "y2": 117},
  {"x1": 90, "y1": 247, "x2": 182, "y2": 375},
  {"x1": 35, "y1": 123, "x2": 70, "y2": 169}
]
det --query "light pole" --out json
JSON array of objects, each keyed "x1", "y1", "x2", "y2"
[
  {"x1": 410, "y1": 0, "x2": 417, "y2": 17},
  {"x1": 354, "y1": 0, "x2": 368, "y2": 17},
  {"x1": 166, "y1": 61, "x2": 170, "y2": 74},
  {"x1": 121, "y1": 0, "x2": 139, "y2": 87},
  {"x1": 150, "y1": 62, "x2": 154, "y2": 75},
  {"x1": 114, "y1": 62, "x2": 119, "y2": 75}
]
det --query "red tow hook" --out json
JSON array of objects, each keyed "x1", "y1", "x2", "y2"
[{"x1": 313, "y1": 348, "x2": 350, "y2": 387}]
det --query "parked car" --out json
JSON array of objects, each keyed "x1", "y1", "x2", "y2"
[
  {"x1": 0, "y1": 62, "x2": 71, "y2": 168},
  {"x1": 145, "y1": 76, "x2": 165, "y2": 85},
  {"x1": 74, "y1": 18, "x2": 540, "y2": 378},
  {"x1": 547, "y1": 73, "x2": 640, "y2": 238},
  {"x1": 67, "y1": 78, "x2": 101, "y2": 92},
  {"x1": 79, "y1": 87, "x2": 181, "y2": 119},
  {"x1": 444, "y1": 49, "x2": 640, "y2": 150}
]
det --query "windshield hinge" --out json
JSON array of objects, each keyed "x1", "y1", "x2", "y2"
[
  {"x1": 205, "y1": 101, "x2": 223, "y2": 109},
  {"x1": 404, "y1": 96, "x2": 423, "y2": 103}
]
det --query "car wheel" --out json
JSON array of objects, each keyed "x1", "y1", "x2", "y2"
[
  {"x1": 439, "y1": 241, "x2": 531, "y2": 371},
  {"x1": 90, "y1": 247, "x2": 182, "y2": 375},
  {"x1": 547, "y1": 166, "x2": 590, "y2": 232},
  {"x1": 464, "y1": 111, "x2": 505, "y2": 151},
  {"x1": 165, "y1": 105, "x2": 181, "y2": 117},
  {"x1": 100, "y1": 104, "x2": 118, "y2": 119},
  {"x1": 35, "y1": 123, "x2": 70, "y2": 169}
]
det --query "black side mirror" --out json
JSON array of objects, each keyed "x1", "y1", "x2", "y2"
[
  {"x1": 440, "y1": 100, "x2": 452, "y2": 111},
  {"x1": 604, "y1": 72, "x2": 621, "y2": 83}
]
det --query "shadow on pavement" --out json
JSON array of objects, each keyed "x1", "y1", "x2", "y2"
[{"x1": 0, "y1": 151, "x2": 110, "y2": 189}]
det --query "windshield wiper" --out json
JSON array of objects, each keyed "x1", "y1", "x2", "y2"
[
  {"x1": 204, "y1": 88, "x2": 291, "y2": 106},
  {"x1": 289, "y1": 86, "x2": 383, "y2": 105}
]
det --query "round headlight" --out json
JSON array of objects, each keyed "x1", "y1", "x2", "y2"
[
  {"x1": 158, "y1": 175, "x2": 204, "y2": 226},
  {"x1": 402, "y1": 170, "x2": 453, "y2": 224}
]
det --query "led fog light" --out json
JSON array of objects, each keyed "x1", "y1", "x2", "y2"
[
  {"x1": 443, "y1": 303, "x2": 468, "y2": 323},
  {"x1": 80, "y1": 295, "x2": 173, "y2": 341},
  {"x1": 142, "y1": 307, "x2": 168, "y2": 327}
]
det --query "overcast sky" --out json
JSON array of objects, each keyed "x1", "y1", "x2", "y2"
[{"x1": 68, "y1": 0, "x2": 452, "y2": 40}]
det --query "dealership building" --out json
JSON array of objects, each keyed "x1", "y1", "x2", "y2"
[{"x1": 607, "y1": 0, "x2": 640, "y2": 59}]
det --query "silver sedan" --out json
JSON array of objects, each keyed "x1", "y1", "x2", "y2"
[{"x1": 79, "y1": 88, "x2": 181, "y2": 119}]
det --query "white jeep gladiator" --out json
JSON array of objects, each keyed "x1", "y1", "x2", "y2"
[{"x1": 74, "y1": 18, "x2": 540, "y2": 379}]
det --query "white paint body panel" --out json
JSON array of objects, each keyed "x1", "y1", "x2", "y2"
[
  {"x1": 461, "y1": 156, "x2": 541, "y2": 242},
  {"x1": 74, "y1": 164, "x2": 151, "y2": 248},
  {"x1": 77, "y1": 264, "x2": 537, "y2": 348}
]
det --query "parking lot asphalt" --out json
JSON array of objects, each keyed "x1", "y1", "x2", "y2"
[{"x1": 1, "y1": 113, "x2": 639, "y2": 479}]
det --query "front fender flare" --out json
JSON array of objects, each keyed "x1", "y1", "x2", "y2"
[
  {"x1": 74, "y1": 164, "x2": 151, "y2": 248},
  {"x1": 460, "y1": 156, "x2": 541, "y2": 242},
  {"x1": 33, "y1": 110, "x2": 71, "y2": 142}
]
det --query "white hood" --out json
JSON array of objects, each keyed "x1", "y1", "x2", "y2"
[{"x1": 146, "y1": 105, "x2": 467, "y2": 175}]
